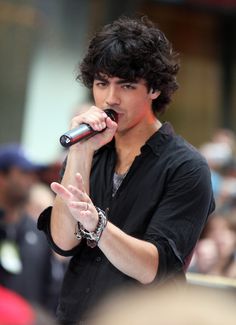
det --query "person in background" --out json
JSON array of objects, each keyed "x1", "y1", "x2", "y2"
[
  {"x1": 0, "y1": 143, "x2": 63, "y2": 313},
  {"x1": 188, "y1": 212, "x2": 236, "y2": 278},
  {"x1": 202, "y1": 214, "x2": 236, "y2": 278},
  {"x1": 26, "y1": 181, "x2": 69, "y2": 312},
  {"x1": 187, "y1": 237, "x2": 219, "y2": 274},
  {"x1": 38, "y1": 16, "x2": 215, "y2": 324},
  {"x1": 26, "y1": 182, "x2": 55, "y2": 222},
  {"x1": 199, "y1": 141, "x2": 232, "y2": 204}
]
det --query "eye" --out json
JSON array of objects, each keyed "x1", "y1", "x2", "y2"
[
  {"x1": 94, "y1": 81, "x2": 107, "y2": 88},
  {"x1": 122, "y1": 83, "x2": 135, "y2": 89}
]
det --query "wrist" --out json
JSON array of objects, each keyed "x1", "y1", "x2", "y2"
[
  {"x1": 74, "y1": 207, "x2": 108, "y2": 248},
  {"x1": 68, "y1": 142, "x2": 95, "y2": 157}
]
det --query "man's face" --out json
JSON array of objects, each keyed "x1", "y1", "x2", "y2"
[
  {"x1": 92, "y1": 75, "x2": 159, "y2": 133},
  {"x1": 2, "y1": 167, "x2": 36, "y2": 206}
]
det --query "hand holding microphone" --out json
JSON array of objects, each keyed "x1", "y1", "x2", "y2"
[{"x1": 60, "y1": 109, "x2": 118, "y2": 148}]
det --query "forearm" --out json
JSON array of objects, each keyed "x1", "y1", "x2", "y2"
[
  {"x1": 50, "y1": 107, "x2": 117, "y2": 250},
  {"x1": 51, "y1": 145, "x2": 94, "y2": 250},
  {"x1": 98, "y1": 222, "x2": 159, "y2": 284}
]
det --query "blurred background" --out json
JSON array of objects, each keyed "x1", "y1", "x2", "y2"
[
  {"x1": 0, "y1": 0, "x2": 236, "y2": 322},
  {"x1": 0, "y1": 0, "x2": 235, "y2": 164}
]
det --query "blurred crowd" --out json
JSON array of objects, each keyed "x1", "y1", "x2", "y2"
[
  {"x1": 1, "y1": 127, "x2": 236, "y2": 324},
  {"x1": 188, "y1": 128, "x2": 236, "y2": 279},
  {"x1": 0, "y1": 143, "x2": 66, "y2": 324}
]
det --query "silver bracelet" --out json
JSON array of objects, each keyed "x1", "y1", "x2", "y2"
[
  {"x1": 74, "y1": 223, "x2": 82, "y2": 240},
  {"x1": 74, "y1": 207, "x2": 107, "y2": 248}
]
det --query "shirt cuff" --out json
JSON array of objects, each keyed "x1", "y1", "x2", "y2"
[
  {"x1": 37, "y1": 206, "x2": 82, "y2": 257},
  {"x1": 144, "y1": 236, "x2": 184, "y2": 282}
]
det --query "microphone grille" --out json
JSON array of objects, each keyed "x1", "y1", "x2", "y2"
[{"x1": 105, "y1": 109, "x2": 118, "y2": 123}]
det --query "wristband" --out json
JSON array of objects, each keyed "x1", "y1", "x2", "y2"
[{"x1": 74, "y1": 207, "x2": 107, "y2": 248}]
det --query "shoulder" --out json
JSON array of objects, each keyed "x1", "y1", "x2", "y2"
[
  {"x1": 148, "y1": 122, "x2": 208, "y2": 168},
  {"x1": 155, "y1": 125, "x2": 210, "y2": 176},
  {"x1": 172, "y1": 135, "x2": 208, "y2": 165},
  {"x1": 155, "y1": 131, "x2": 213, "y2": 196},
  {"x1": 170, "y1": 137, "x2": 211, "y2": 181}
]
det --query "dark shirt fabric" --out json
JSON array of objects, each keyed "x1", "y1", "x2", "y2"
[{"x1": 38, "y1": 122, "x2": 215, "y2": 324}]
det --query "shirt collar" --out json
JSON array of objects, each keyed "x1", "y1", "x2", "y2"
[
  {"x1": 142, "y1": 122, "x2": 175, "y2": 156},
  {"x1": 101, "y1": 122, "x2": 175, "y2": 156}
]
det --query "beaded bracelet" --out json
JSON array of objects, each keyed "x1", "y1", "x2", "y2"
[{"x1": 74, "y1": 207, "x2": 107, "y2": 248}]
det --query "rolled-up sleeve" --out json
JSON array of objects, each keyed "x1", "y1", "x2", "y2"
[
  {"x1": 143, "y1": 160, "x2": 215, "y2": 281},
  {"x1": 37, "y1": 207, "x2": 82, "y2": 257}
]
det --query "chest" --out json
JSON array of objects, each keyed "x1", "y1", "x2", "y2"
[{"x1": 90, "y1": 150, "x2": 169, "y2": 235}]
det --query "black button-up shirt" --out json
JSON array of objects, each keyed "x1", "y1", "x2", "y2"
[{"x1": 38, "y1": 122, "x2": 215, "y2": 324}]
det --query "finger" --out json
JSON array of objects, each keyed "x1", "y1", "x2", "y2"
[
  {"x1": 69, "y1": 201, "x2": 89, "y2": 211},
  {"x1": 68, "y1": 201, "x2": 98, "y2": 229},
  {"x1": 86, "y1": 117, "x2": 106, "y2": 132},
  {"x1": 68, "y1": 201, "x2": 91, "y2": 224},
  {"x1": 70, "y1": 107, "x2": 106, "y2": 130},
  {"x1": 106, "y1": 117, "x2": 118, "y2": 129},
  {"x1": 51, "y1": 182, "x2": 73, "y2": 201},
  {"x1": 75, "y1": 173, "x2": 87, "y2": 193},
  {"x1": 86, "y1": 108, "x2": 108, "y2": 131},
  {"x1": 103, "y1": 117, "x2": 118, "y2": 138},
  {"x1": 77, "y1": 108, "x2": 106, "y2": 131},
  {"x1": 67, "y1": 185, "x2": 85, "y2": 200}
]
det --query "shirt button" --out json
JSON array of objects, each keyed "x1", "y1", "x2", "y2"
[
  {"x1": 96, "y1": 256, "x2": 102, "y2": 262},
  {"x1": 85, "y1": 287, "x2": 90, "y2": 294}
]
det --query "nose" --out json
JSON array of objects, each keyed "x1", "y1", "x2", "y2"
[{"x1": 105, "y1": 86, "x2": 120, "y2": 107}]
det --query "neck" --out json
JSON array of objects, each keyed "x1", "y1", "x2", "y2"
[
  {"x1": 114, "y1": 117, "x2": 162, "y2": 174},
  {"x1": 117, "y1": 119, "x2": 161, "y2": 146}
]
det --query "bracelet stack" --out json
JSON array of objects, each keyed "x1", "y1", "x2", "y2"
[{"x1": 74, "y1": 207, "x2": 107, "y2": 248}]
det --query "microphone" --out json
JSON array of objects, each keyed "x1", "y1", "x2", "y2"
[{"x1": 60, "y1": 109, "x2": 118, "y2": 148}]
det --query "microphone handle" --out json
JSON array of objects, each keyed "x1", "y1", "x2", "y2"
[{"x1": 60, "y1": 109, "x2": 117, "y2": 148}]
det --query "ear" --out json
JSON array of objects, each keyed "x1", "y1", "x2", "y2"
[{"x1": 149, "y1": 88, "x2": 161, "y2": 100}]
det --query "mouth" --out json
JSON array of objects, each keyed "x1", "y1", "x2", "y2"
[{"x1": 104, "y1": 108, "x2": 119, "y2": 123}]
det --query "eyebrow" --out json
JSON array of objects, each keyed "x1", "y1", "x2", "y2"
[
  {"x1": 94, "y1": 77, "x2": 137, "y2": 84},
  {"x1": 116, "y1": 79, "x2": 136, "y2": 85}
]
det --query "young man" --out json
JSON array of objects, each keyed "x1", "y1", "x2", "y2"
[{"x1": 38, "y1": 16, "x2": 215, "y2": 324}]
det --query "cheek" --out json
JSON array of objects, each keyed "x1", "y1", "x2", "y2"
[{"x1": 93, "y1": 89, "x2": 104, "y2": 105}]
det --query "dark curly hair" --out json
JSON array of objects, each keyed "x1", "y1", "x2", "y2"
[{"x1": 78, "y1": 16, "x2": 180, "y2": 115}]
